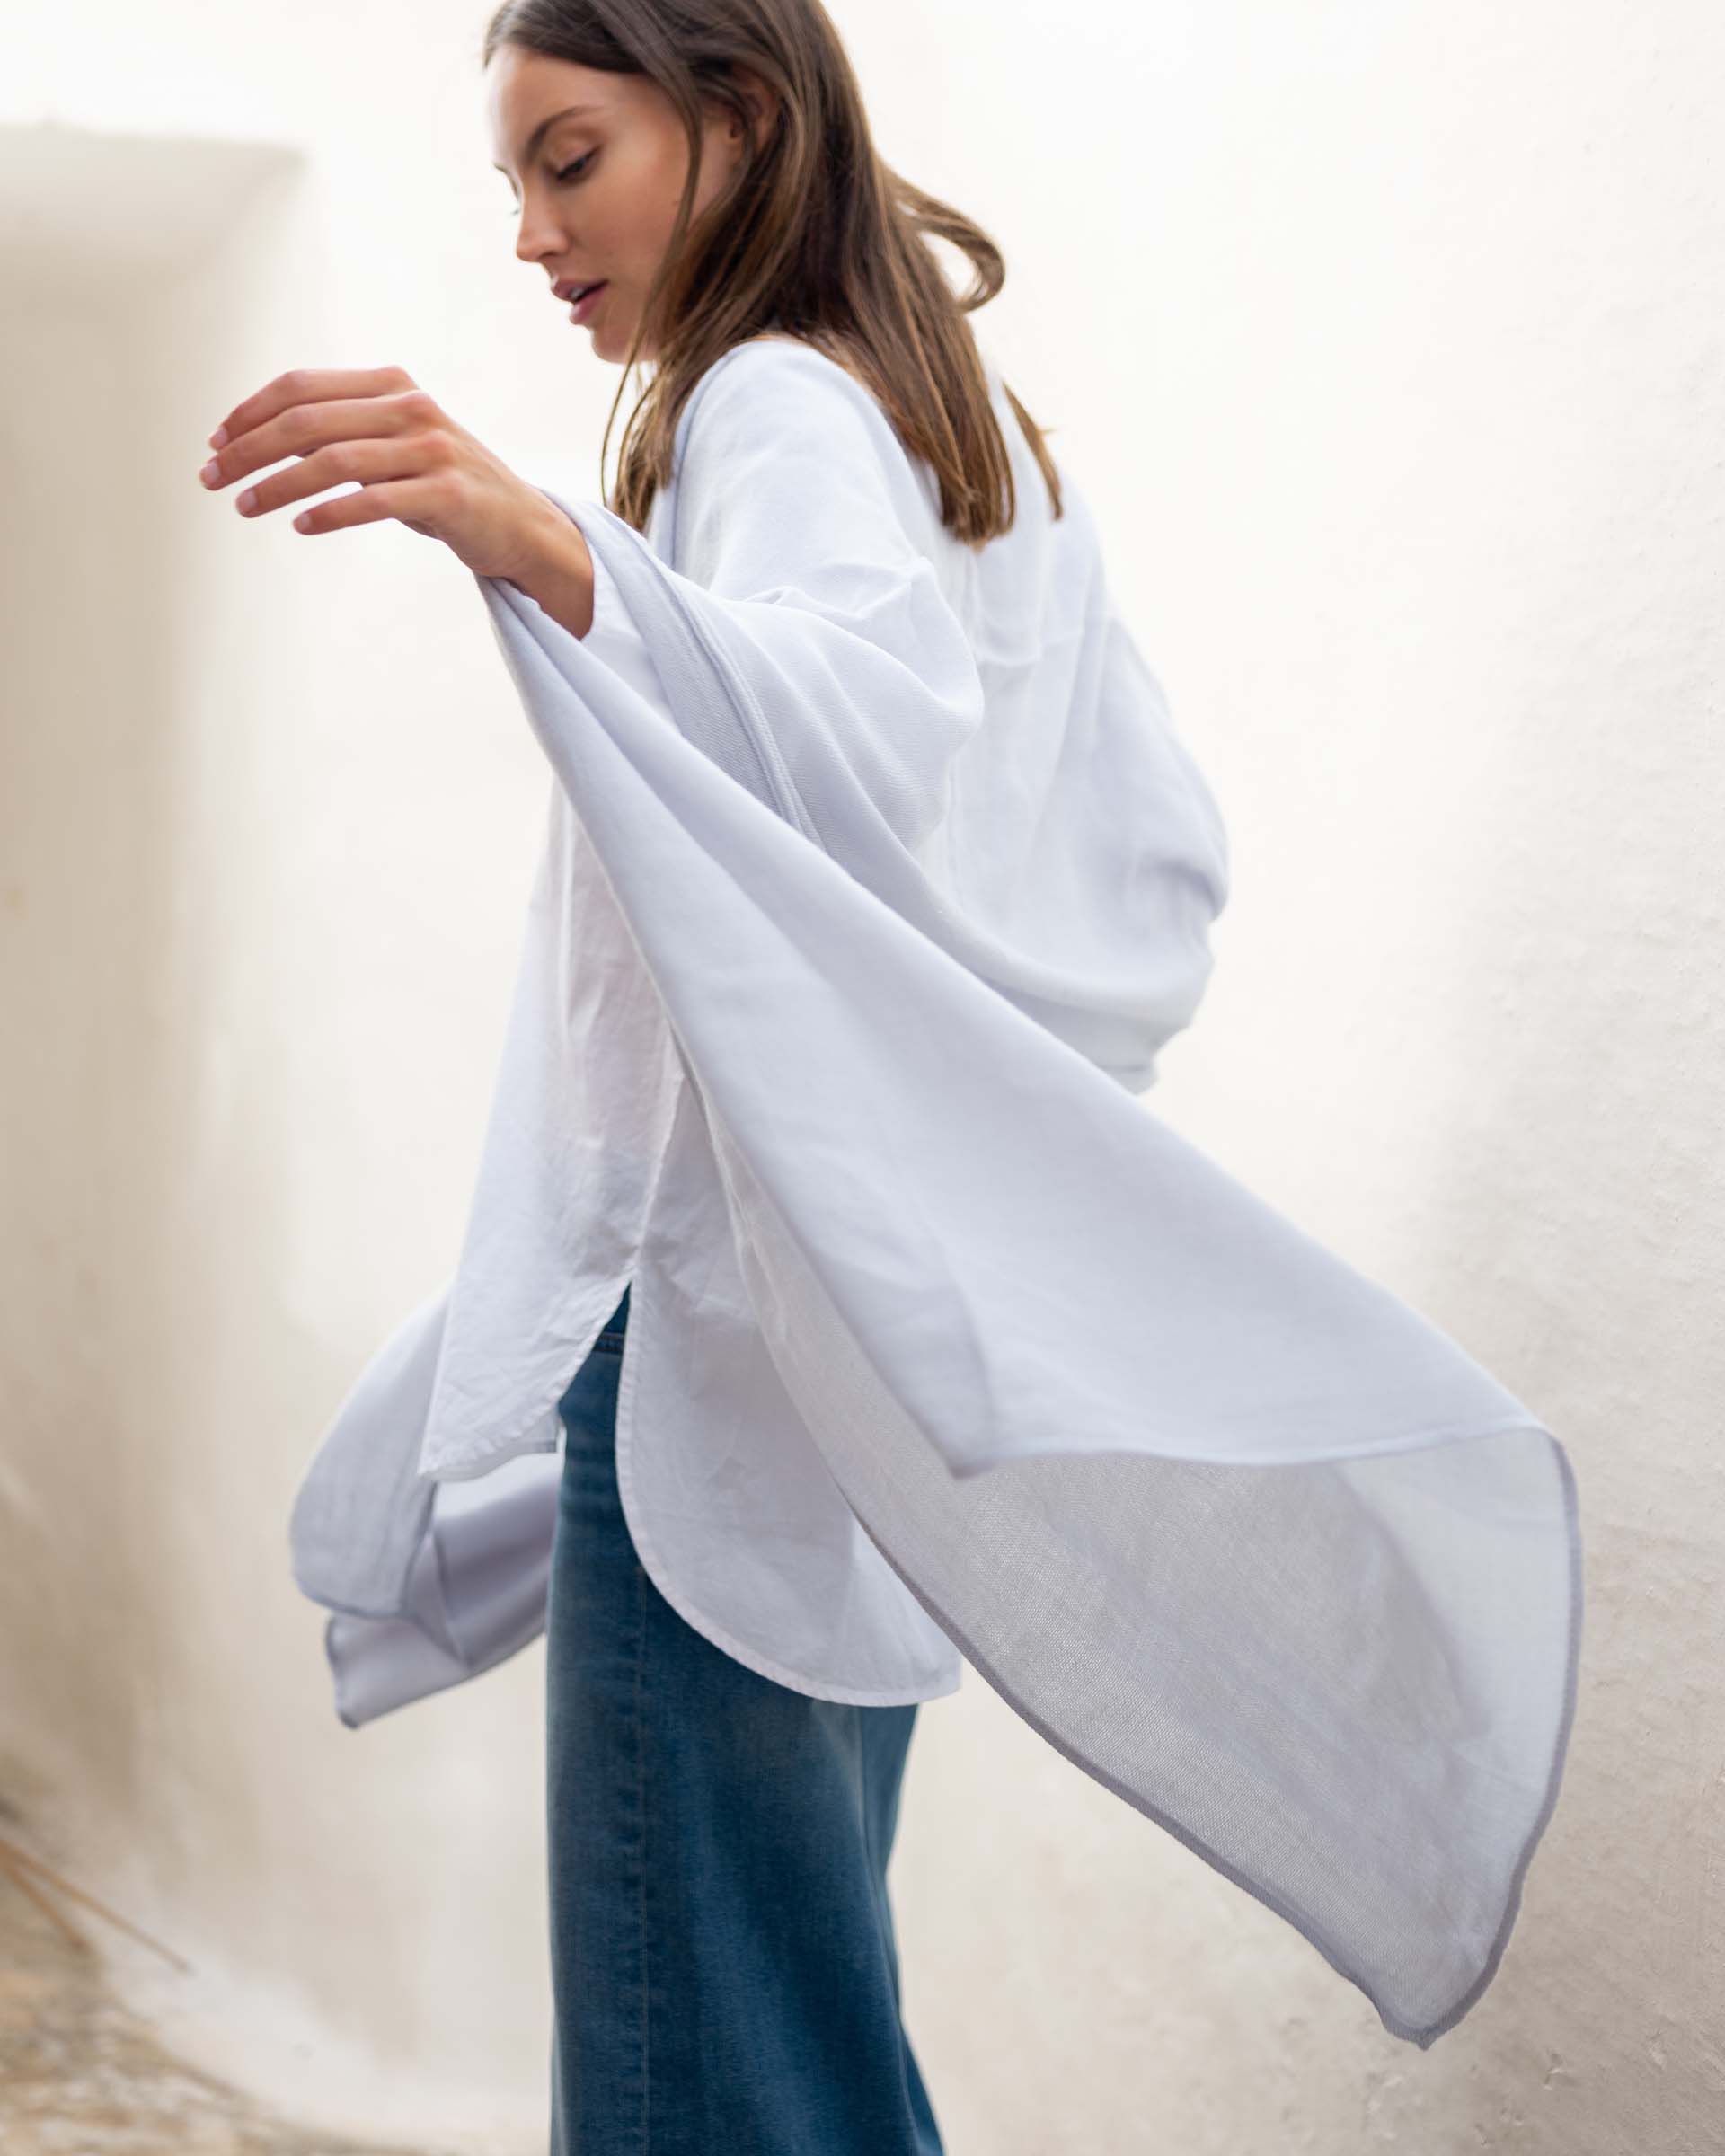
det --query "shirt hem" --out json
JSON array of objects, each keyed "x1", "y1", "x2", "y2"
[{"x1": 610, "y1": 1312, "x2": 964, "y2": 1708}]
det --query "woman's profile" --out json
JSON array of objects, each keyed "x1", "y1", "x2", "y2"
[{"x1": 199, "y1": 0, "x2": 1583, "y2": 2144}]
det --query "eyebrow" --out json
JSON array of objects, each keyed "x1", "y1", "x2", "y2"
[{"x1": 491, "y1": 103, "x2": 604, "y2": 177}]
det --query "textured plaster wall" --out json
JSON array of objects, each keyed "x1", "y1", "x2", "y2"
[{"x1": 1, "y1": 3, "x2": 1719, "y2": 2151}]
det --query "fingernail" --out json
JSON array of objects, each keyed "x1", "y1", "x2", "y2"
[
  {"x1": 208, "y1": 426, "x2": 228, "y2": 448},
  {"x1": 199, "y1": 459, "x2": 221, "y2": 484}
]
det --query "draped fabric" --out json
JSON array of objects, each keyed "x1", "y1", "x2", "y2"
[{"x1": 290, "y1": 338, "x2": 1581, "y2": 2049}]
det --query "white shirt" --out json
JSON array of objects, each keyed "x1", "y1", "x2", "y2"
[{"x1": 290, "y1": 336, "x2": 1581, "y2": 2050}]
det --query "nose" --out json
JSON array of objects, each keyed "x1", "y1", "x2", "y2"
[{"x1": 513, "y1": 207, "x2": 568, "y2": 269}]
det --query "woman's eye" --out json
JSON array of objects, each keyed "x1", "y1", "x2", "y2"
[{"x1": 502, "y1": 150, "x2": 596, "y2": 213}]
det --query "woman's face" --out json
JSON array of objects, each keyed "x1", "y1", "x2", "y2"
[{"x1": 486, "y1": 47, "x2": 770, "y2": 366}]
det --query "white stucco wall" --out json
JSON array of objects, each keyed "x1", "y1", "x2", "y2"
[{"x1": 2, "y1": 2, "x2": 1719, "y2": 2149}]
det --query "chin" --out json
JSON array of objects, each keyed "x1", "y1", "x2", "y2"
[{"x1": 588, "y1": 313, "x2": 633, "y2": 365}]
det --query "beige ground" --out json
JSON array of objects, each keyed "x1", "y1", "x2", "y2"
[{"x1": 0, "y1": 1833, "x2": 420, "y2": 2156}]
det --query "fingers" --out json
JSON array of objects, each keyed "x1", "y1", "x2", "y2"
[
  {"x1": 288, "y1": 476, "x2": 444, "y2": 536},
  {"x1": 226, "y1": 430, "x2": 455, "y2": 525},
  {"x1": 206, "y1": 364, "x2": 412, "y2": 448},
  {"x1": 200, "y1": 368, "x2": 435, "y2": 492}
]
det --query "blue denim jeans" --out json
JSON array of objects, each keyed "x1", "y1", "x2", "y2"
[{"x1": 545, "y1": 1283, "x2": 946, "y2": 2156}]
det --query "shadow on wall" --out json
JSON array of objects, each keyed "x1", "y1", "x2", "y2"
[
  {"x1": 0, "y1": 119, "x2": 420, "y2": 2151},
  {"x1": 0, "y1": 113, "x2": 302, "y2": 1811}
]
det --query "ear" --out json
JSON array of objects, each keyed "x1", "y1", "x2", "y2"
[{"x1": 726, "y1": 62, "x2": 783, "y2": 146}]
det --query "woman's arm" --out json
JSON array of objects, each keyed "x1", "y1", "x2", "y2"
[{"x1": 506, "y1": 497, "x2": 597, "y2": 641}]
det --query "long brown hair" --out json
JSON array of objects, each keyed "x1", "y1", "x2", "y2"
[{"x1": 479, "y1": 0, "x2": 1064, "y2": 547}]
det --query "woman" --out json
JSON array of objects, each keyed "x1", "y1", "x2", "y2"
[{"x1": 224, "y1": 0, "x2": 1582, "y2": 2142}]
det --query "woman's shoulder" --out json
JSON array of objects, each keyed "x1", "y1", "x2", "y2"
[
  {"x1": 670, "y1": 334, "x2": 907, "y2": 484},
  {"x1": 685, "y1": 332, "x2": 873, "y2": 415},
  {"x1": 729, "y1": 330, "x2": 868, "y2": 377},
  {"x1": 667, "y1": 335, "x2": 989, "y2": 563}
]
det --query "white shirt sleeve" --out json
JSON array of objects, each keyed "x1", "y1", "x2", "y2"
[
  {"x1": 535, "y1": 340, "x2": 986, "y2": 868},
  {"x1": 578, "y1": 516, "x2": 675, "y2": 716}
]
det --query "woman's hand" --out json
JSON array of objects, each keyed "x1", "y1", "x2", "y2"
[{"x1": 197, "y1": 363, "x2": 571, "y2": 586}]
